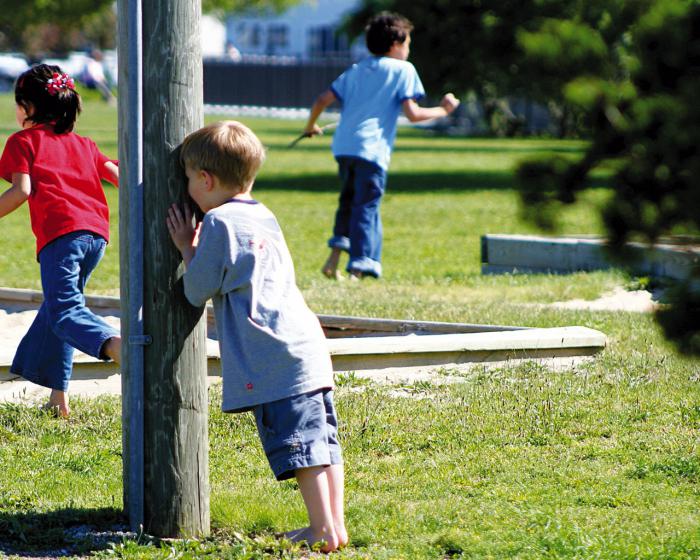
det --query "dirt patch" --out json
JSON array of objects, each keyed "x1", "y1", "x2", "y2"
[{"x1": 549, "y1": 287, "x2": 660, "y2": 313}]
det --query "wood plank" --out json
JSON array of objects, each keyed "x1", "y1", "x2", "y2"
[
  {"x1": 328, "y1": 346, "x2": 602, "y2": 372},
  {"x1": 0, "y1": 288, "x2": 528, "y2": 336},
  {"x1": 325, "y1": 327, "x2": 605, "y2": 356}
]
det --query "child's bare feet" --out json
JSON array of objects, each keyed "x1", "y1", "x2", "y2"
[
  {"x1": 322, "y1": 248, "x2": 342, "y2": 280},
  {"x1": 335, "y1": 524, "x2": 349, "y2": 548},
  {"x1": 288, "y1": 525, "x2": 339, "y2": 553},
  {"x1": 46, "y1": 389, "x2": 70, "y2": 418},
  {"x1": 282, "y1": 527, "x2": 305, "y2": 540}
]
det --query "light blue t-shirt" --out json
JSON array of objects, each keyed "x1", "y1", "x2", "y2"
[
  {"x1": 330, "y1": 56, "x2": 425, "y2": 170},
  {"x1": 182, "y1": 199, "x2": 334, "y2": 412}
]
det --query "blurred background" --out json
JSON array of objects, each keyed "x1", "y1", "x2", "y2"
[{"x1": 0, "y1": 0, "x2": 664, "y2": 137}]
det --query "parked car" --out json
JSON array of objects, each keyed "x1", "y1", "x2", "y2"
[
  {"x1": 0, "y1": 53, "x2": 29, "y2": 92},
  {"x1": 42, "y1": 50, "x2": 118, "y2": 87}
]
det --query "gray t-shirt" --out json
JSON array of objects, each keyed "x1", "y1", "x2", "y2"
[{"x1": 183, "y1": 199, "x2": 334, "y2": 412}]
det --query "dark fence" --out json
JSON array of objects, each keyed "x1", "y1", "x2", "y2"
[
  {"x1": 202, "y1": 58, "x2": 555, "y2": 135},
  {"x1": 203, "y1": 58, "x2": 349, "y2": 108}
]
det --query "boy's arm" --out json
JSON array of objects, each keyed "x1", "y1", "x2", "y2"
[
  {"x1": 402, "y1": 93, "x2": 460, "y2": 123},
  {"x1": 0, "y1": 173, "x2": 31, "y2": 219},
  {"x1": 304, "y1": 89, "x2": 337, "y2": 135}
]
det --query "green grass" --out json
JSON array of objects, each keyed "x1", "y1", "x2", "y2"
[{"x1": 0, "y1": 96, "x2": 698, "y2": 559}]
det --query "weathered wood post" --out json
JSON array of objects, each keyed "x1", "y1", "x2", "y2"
[{"x1": 118, "y1": 0, "x2": 210, "y2": 537}]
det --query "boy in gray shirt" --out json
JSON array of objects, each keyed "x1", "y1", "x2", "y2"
[{"x1": 166, "y1": 120, "x2": 346, "y2": 552}]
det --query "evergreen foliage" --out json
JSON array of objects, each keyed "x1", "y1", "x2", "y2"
[{"x1": 518, "y1": 0, "x2": 700, "y2": 353}]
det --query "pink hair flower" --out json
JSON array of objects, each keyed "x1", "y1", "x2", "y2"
[{"x1": 46, "y1": 72, "x2": 75, "y2": 95}]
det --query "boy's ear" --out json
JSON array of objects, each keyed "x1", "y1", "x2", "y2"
[{"x1": 201, "y1": 169, "x2": 215, "y2": 190}]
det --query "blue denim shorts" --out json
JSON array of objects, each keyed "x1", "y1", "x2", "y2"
[{"x1": 253, "y1": 389, "x2": 343, "y2": 481}]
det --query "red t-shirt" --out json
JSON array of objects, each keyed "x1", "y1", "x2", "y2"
[{"x1": 0, "y1": 125, "x2": 116, "y2": 256}]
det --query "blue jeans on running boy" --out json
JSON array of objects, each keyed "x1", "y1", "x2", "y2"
[
  {"x1": 11, "y1": 231, "x2": 119, "y2": 392},
  {"x1": 327, "y1": 156, "x2": 386, "y2": 278}
]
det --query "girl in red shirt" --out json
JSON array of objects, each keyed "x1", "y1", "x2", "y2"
[{"x1": 0, "y1": 64, "x2": 121, "y2": 417}]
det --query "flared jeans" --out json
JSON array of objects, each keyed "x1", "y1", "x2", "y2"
[{"x1": 11, "y1": 231, "x2": 119, "y2": 392}]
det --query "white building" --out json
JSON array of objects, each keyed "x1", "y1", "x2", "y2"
[
  {"x1": 201, "y1": 14, "x2": 228, "y2": 57},
  {"x1": 225, "y1": 0, "x2": 363, "y2": 60}
]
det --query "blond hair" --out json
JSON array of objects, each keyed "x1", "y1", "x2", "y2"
[{"x1": 180, "y1": 120, "x2": 266, "y2": 192}]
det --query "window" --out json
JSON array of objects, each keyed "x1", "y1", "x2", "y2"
[
  {"x1": 266, "y1": 24, "x2": 289, "y2": 53},
  {"x1": 236, "y1": 22, "x2": 262, "y2": 49},
  {"x1": 307, "y1": 26, "x2": 349, "y2": 57}
]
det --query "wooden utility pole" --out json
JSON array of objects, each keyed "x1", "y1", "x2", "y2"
[{"x1": 118, "y1": 0, "x2": 210, "y2": 537}]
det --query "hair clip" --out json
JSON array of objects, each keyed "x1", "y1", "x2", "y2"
[{"x1": 46, "y1": 72, "x2": 75, "y2": 96}]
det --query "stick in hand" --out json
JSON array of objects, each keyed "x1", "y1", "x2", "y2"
[{"x1": 287, "y1": 122, "x2": 338, "y2": 149}]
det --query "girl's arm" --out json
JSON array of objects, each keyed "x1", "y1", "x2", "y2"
[
  {"x1": 104, "y1": 161, "x2": 119, "y2": 187},
  {"x1": 402, "y1": 93, "x2": 460, "y2": 123},
  {"x1": 0, "y1": 173, "x2": 31, "y2": 219}
]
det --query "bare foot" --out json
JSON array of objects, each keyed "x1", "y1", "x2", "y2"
[
  {"x1": 322, "y1": 248, "x2": 342, "y2": 280},
  {"x1": 46, "y1": 389, "x2": 70, "y2": 418},
  {"x1": 335, "y1": 525, "x2": 349, "y2": 549},
  {"x1": 323, "y1": 269, "x2": 344, "y2": 281},
  {"x1": 289, "y1": 526, "x2": 339, "y2": 553},
  {"x1": 283, "y1": 527, "x2": 306, "y2": 540}
]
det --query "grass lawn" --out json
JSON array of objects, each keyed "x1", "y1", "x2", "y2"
[{"x1": 0, "y1": 95, "x2": 699, "y2": 559}]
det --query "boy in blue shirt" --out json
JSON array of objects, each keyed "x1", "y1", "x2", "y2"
[
  {"x1": 167, "y1": 121, "x2": 346, "y2": 552},
  {"x1": 304, "y1": 12, "x2": 460, "y2": 279}
]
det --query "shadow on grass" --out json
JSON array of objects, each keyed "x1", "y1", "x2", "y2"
[
  {"x1": 0, "y1": 506, "x2": 128, "y2": 558},
  {"x1": 256, "y1": 170, "x2": 611, "y2": 194},
  {"x1": 256, "y1": 170, "x2": 514, "y2": 193},
  {"x1": 266, "y1": 141, "x2": 587, "y2": 155},
  {"x1": 394, "y1": 143, "x2": 587, "y2": 155}
]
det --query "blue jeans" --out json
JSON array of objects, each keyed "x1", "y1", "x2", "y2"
[
  {"x1": 11, "y1": 231, "x2": 119, "y2": 392},
  {"x1": 328, "y1": 156, "x2": 386, "y2": 278}
]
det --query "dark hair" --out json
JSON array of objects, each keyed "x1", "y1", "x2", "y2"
[
  {"x1": 15, "y1": 64, "x2": 81, "y2": 134},
  {"x1": 365, "y1": 12, "x2": 413, "y2": 55}
]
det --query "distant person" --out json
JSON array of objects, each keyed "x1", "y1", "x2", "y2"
[
  {"x1": 0, "y1": 64, "x2": 121, "y2": 417},
  {"x1": 80, "y1": 49, "x2": 114, "y2": 103},
  {"x1": 303, "y1": 12, "x2": 460, "y2": 280},
  {"x1": 166, "y1": 121, "x2": 347, "y2": 553},
  {"x1": 225, "y1": 41, "x2": 242, "y2": 62}
]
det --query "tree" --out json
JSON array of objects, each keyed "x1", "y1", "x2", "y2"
[
  {"x1": 0, "y1": 0, "x2": 302, "y2": 54},
  {"x1": 0, "y1": 0, "x2": 114, "y2": 53},
  {"x1": 517, "y1": 0, "x2": 700, "y2": 353},
  {"x1": 203, "y1": 0, "x2": 301, "y2": 13}
]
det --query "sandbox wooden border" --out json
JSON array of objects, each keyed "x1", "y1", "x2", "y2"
[{"x1": 0, "y1": 287, "x2": 606, "y2": 377}]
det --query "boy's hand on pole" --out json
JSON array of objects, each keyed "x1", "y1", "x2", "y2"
[
  {"x1": 440, "y1": 93, "x2": 460, "y2": 115},
  {"x1": 166, "y1": 203, "x2": 196, "y2": 264}
]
